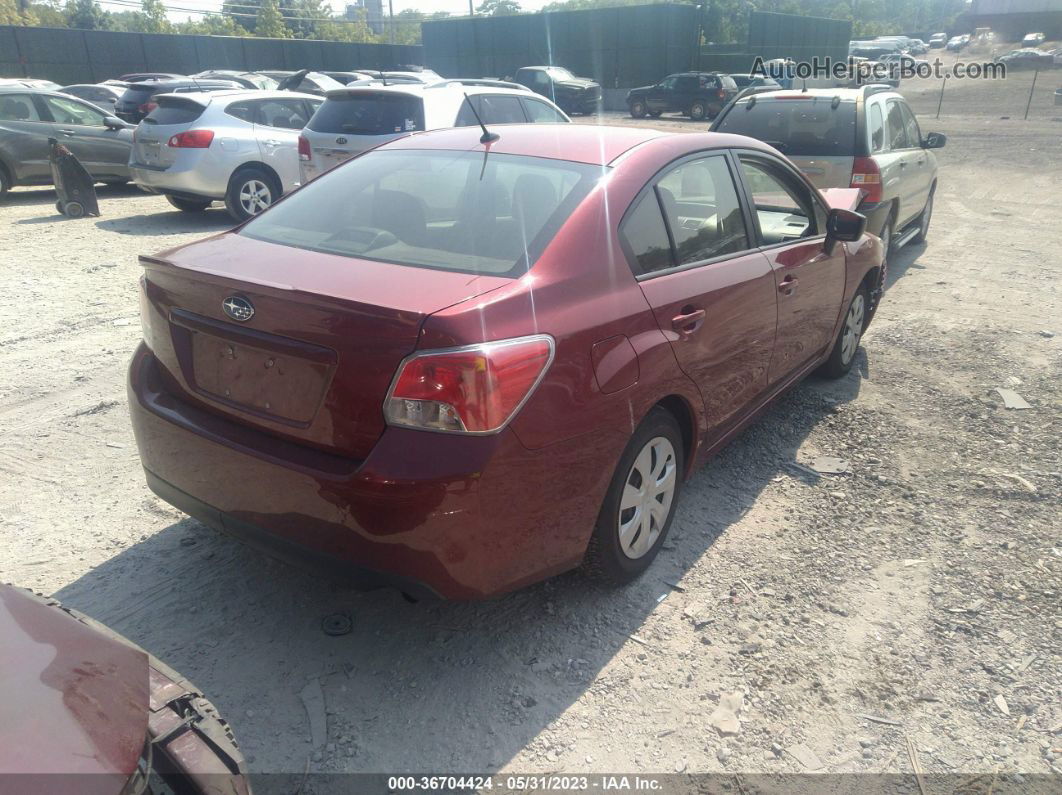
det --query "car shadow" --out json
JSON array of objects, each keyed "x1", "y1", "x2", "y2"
[
  {"x1": 94, "y1": 208, "x2": 236, "y2": 236},
  {"x1": 884, "y1": 239, "x2": 927, "y2": 288},
  {"x1": 3, "y1": 183, "x2": 143, "y2": 208},
  {"x1": 53, "y1": 370, "x2": 863, "y2": 780}
]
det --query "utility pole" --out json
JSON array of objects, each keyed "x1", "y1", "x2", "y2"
[
  {"x1": 388, "y1": 0, "x2": 394, "y2": 44},
  {"x1": 469, "y1": 0, "x2": 474, "y2": 15}
]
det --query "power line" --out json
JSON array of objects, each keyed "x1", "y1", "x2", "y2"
[{"x1": 95, "y1": 0, "x2": 419, "y2": 26}]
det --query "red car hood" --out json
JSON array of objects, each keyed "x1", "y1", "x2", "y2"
[{"x1": 0, "y1": 585, "x2": 147, "y2": 791}]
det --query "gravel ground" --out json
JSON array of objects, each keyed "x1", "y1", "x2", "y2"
[{"x1": 0, "y1": 70, "x2": 1059, "y2": 789}]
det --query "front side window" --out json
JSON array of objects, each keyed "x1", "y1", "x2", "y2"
[
  {"x1": 656, "y1": 155, "x2": 749, "y2": 265},
  {"x1": 479, "y1": 95, "x2": 526, "y2": 124},
  {"x1": 241, "y1": 149, "x2": 603, "y2": 277},
  {"x1": 255, "y1": 99, "x2": 310, "y2": 129},
  {"x1": 899, "y1": 102, "x2": 922, "y2": 148},
  {"x1": 739, "y1": 157, "x2": 820, "y2": 244},
  {"x1": 658, "y1": 77, "x2": 678, "y2": 90},
  {"x1": 522, "y1": 98, "x2": 567, "y2": 123},
  {"x1": 42, "y1": 95, "x2": 105, "y2": 127},
  {"x1": 0, "y1": 93, "x2": 41, "y2": 121}
]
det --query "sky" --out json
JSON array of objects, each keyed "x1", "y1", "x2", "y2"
[{"x1": 100, "y1": 0, "x2": 555, "y2": 22}]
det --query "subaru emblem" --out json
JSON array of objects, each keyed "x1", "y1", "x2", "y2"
[{"x1": 222, "y1": 295, "x2": 254, "y2": 322}]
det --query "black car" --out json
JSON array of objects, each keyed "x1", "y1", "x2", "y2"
[
  {"x1": 59, "y1": 83, "x2": 125, "y2": 112},
  {"x1": 626, "y1": 72, "x2": 739, "y2": 121},
  {"x1": 112, "y1": 78, "x2": 242, "y2": 123},
  {"x1": 192, "y1": 70, "x2": 279, "y2": 89},
  {"x1": 512, "y1": 66, "x2": 602, "y2": 115}
]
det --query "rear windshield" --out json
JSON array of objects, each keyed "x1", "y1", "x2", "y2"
[
  {"x1": 119, "y1": 84, "x2": 155, "y2": 102},
  {"x1": 142, "y1": 98, "x2": 205, "y2": 125},
  {"x1": 715, "y1": 98, "x2": 857, "y2": 156},
  {"x1": 241, "y1": 149, "x2": 604, "y2": 277},
  {"x1": 307, "y1": 93, "x2": 424, "y2": 135}
]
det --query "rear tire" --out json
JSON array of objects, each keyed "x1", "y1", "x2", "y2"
[
  {"x1": 818, "y1": 282, "x2": 869, "y2": 379},
  {"x1": 167, "y1": 195, "x2": 213, "y2": 213},
  {"x1": 629, "y1": 100, "x2": 647, "y2": 119},
  {"x1": 877, "y1": 215, "x2": 893, "y2": 263},
  {"x1": 0, "y1": 164, "x2": 10, "y2": 197},
  {"x1": 224, "y1": 168, "x2": 279, "y2": 222},
  {"x1": 912, "y1": 190, "x2": 933, "y2": 244},
  {"x1": 689, "y1": 101, "x2": 707, "y2": 121},
  {"x1": 584, "y1": 406, "x2": 684, "y2": 584}
]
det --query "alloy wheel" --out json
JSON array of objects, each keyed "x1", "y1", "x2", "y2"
[
  {"x1": 239, "y1": 179, "x2": 272, "y2": 215},
  {"x1": 840, "y1": 293, "x2": 866, "y2": 366},
  {"x1": 617, "y1": 436, "x2": 677, "y2": 560}
]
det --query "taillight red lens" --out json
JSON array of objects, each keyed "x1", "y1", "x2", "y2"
[
  {"x1": 167, "y1": 130, "x2": 215, "y2": 148},
  {"x1": 138, "y1": 101, "x2": 157, "y2": 115},
  {"x1": 717, "y1": 89, "x2": 725, "y2": 99},
  {"x1": 298, "y1": 134, "x2": 311, "y2": 161},
  {"x1": 850, "y1": 156, "x2": 882, "y2": 203},
  {"x1": 384, "y1": 336, "x2": 554, "y2": 433}
]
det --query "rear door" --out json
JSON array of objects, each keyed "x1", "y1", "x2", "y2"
[
  {"x1": 673, "y1": 75, "x2": 698, "y2": 113},
  {"x1": 621, "y1": 152, "x2": 778, "y2": 437},
  {"x1": 735, "y1": 154, "x2": 845, "y2": 382},
  {"x1": 0, "y1": 92, "x2": 53, "y2": 182},
  {"x1": 250, "y1": 97, "x2": 314, "y2": 194},
  {"x1": 39, "y1": 94, "x2": 130, "y2": 180}
]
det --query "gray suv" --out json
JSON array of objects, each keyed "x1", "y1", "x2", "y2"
[
  {"x1": 0, "y1": 86, "x2": 133, "y2": 196},
  {"x1": 712, "y1": 86, "x2": 944, "y2": 259}
]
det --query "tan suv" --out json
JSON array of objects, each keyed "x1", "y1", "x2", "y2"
[{"x1": 712, "y1": 85, "x2": 944, "y2": 260}]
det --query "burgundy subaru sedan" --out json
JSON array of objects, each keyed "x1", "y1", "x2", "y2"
[{"x1": 128, "y1": 124, "x2": 883, "y2": 599}]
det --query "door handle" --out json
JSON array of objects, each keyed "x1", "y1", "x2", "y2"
[
  {"x1": 778, "y1": 275, "x2": 799, "y2": 296},
  {"x1": 57, "y1": 129, "x2": 75, "y2": 136},
  {"x1": 671, "y1": 307, "x2": 705, "y2": 333}
]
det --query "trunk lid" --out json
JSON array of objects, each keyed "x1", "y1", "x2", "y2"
[
  {"x1": 132, "y1": 95, "x2": 210, "y2": 169},
  {"x1": 140, "y1": 233, "x2": 510, "y2": 459}
]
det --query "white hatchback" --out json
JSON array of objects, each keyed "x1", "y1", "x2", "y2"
[
  {"x1": 129, "y1": 89, "x2": 322, "y2": 221},
  {"x1": 298, "y1": 80, "x2": 570, "y2": 183}
]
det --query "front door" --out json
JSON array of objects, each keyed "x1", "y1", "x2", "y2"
[
  {"x1": 251, "y1": 98, "x2": 314, "y2": 194},
  {"x1": 620, "y1": 152, "x2": 778, "y2": 437},
  {"x1": 735, "y1": 154, "x2": 846, "y2": 383},
  {"x1": 0, "y1": 93, "x2": 53, "y2": 183},
  {"x1": 646, "y1": 77, "x2": 676, "y2": 114},
  {"x1": 39, "y1": 94, "x2": 129, "y2": 180}
]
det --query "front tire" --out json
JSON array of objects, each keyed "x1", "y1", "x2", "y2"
[
  {"x1": 584, "y1": 407, "x2": 684, "y2": 584},
  {"x1": 629, "y1": 100, "x2": 647, "y2": 118},
  {"x1": 224, "y1": 168, "x2": 278, "y2": 222},
  {"x1": 818, "y1": 283, "x2": 869, "y2": 379},
  {"x1": 167, "y1": 195, "x2": 213, "y2": 213},
  {"x1": 689, "y1": 101, "x2": 707, "y2": 121}
]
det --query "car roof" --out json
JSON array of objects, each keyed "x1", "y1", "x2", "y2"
[
  {"x1": 380, "y1": 124, "x2": 766, "y2": 167},
  {"x1": 153, "y1": 89, "x2": 320, "y2": 105},
  {"x1": 324, "y1": 82, "x2": 532, "y2": 99},
  {"x1": 736, "y1": 88, "x2": 874, "y2": 101}
]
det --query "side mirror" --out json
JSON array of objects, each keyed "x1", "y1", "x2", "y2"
[
  {"x1": 103, "y1": 115, "x2": 126, "y2": 130},
  {"x1": 923, "y1": 132, "x2": 946, "y2": 149},
  {"x1": 824, "y1": 207, "x2": 866, "y2": 254}
]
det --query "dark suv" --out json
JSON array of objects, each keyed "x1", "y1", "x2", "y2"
[
  {"x1": 512, "y1": 66, "x2": 602, "y2": 115},
  {"x1": 113, "y1": 78, "x2": 241, "y2": 123},
  {"x1": 626, "y1": 72, "x2": 738, "y2": 121}
]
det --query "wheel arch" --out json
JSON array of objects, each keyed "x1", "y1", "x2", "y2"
[
  {"x1": 652, "y1": 394, "x2": 698, "y2": 478},
  {"x1": 227, "y1": 160, "x2": 282, "y2": 194}
]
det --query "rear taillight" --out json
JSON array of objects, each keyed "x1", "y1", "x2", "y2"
[
  {"x1": 167, "y1": 130, "x2": 214, "y2": 148},
  {"x1": 850, "y1": 156, "x2": 882, "y2": 203},
  {"x1": 138, "y1": 101, "x2": 157, "y2": 115},
  {"x1": 298, "y1": 134, "x2": 311, "y2": 161},
  {"x1": 716, "y1": 89, "x2": 725, "y2": 99},
  {"x1": 384, "y1": 335, "x2": 554, "y2": 434}
]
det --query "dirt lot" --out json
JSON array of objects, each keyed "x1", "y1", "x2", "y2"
[{"x1": 1, "y1": 69, "x2": 1060, "y2": 789}]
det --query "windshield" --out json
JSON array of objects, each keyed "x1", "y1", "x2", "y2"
[
  {"x1": 241, "y1": 149, "x2": 604, "y2": 276},
  {"x1": 715, "y1": 98, "x2": 858, "y2": 156},
  {"x1": 546, "y1": 67, "x2": 575, "y2": 81}
]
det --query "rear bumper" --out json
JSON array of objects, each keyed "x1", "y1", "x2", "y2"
[
  {"x1": 129, "y1": 155, "x2": 228, "y2": 200},
  {"x1": 128, "y1": 344, "x2": 607, "y2": 599}
]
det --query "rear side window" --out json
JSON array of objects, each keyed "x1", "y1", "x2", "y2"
[
  {"x1": 240, "y1": 149, "x2": 603, "y2": 277},
  {"x1": 714, "y1": 98, "x2": 857, "y2": 156},
  {"x1": 307, "y1": 93, "x2": 424, "y2": 135},
  {"x1": 225, "y1": 101, "x2": 255, "y2": 123},
  {"x1": 255, "y1": 99, "x2": 310, "y2": 129},
  {"x1": 0, "y1": 93, "x2": 41, "y2": 121},
  {"x1": 656, "y1": 155, "x2": 749, "y2": 265},
  {"x1": 868, "y1": 103, "x2": 885, "y2": 152},
  {"x1": 621, "y1": 192, "x2": 673, "y2": 276},
  {"x1": 143, "y1": 98, "x2": 205, "y2": 126}
]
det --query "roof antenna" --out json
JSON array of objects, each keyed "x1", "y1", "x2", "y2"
[{"x1": 462, "y1": 92, "x2": 499, "y2": 144}]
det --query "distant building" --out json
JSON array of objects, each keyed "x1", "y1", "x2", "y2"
[
  {"x1": 345, "y1": 0, "x2": 384, "y2": 34},
  {"x1": 961, "y1": 0, "x2": 1062, "y2": 39}
]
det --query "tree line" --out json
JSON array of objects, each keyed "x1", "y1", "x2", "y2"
[{"x1": 0, "y1": 0, "x2": 970, "y2": 45}]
